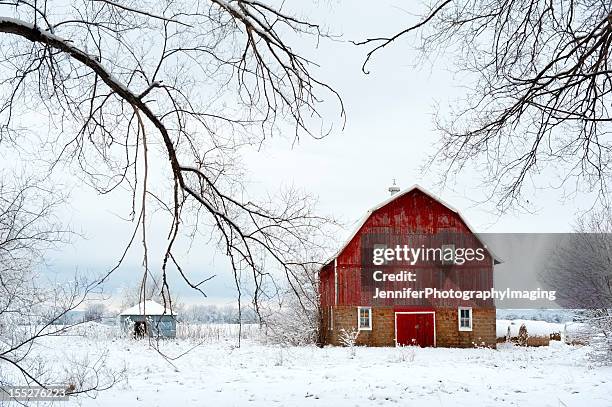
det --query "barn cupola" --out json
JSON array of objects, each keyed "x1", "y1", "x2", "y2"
[{"x1": 388, "y1": 179, "x2": 400, "y2": 196}]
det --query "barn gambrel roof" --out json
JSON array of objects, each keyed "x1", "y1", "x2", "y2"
[{"x1": 325, "y1": 184, "x2": 502, "y2": 266}]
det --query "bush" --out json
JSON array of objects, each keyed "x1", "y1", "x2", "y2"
[
  {"x1": 338, "y1": 328, "x2": 359, "y2": 358},
  {"x1": 175, "y1": 323, "x2": 259, "y2": 342},
  {"x1": 581, "y1": 309, "x2": 612, "y2": 365},
  {"x1": 84, "y1": 303, "x2": 107, "y2": 322},
  {"x1": 260, "y1": 304, "x2": 320, "y2": 346},
  {"x1": 259, "y1": 265, "x2": 323, "y2": 347},
  {"x1": 517, "y1": 323, "x2": 529, "y2": 346}
]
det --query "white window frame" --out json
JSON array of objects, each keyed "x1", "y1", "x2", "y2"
[
  {"x1": 441, "y1": 244, "x2": 455, "y2": 265},
  {"x1": 357, "y1": 306, "x2": 372, "y2": 331},
  {"x1": 458, "y1": 307, "x2": 473, "y2": 331},
  {"x1": 329, "y1": 307, "x2": 334, "y2": 331}
]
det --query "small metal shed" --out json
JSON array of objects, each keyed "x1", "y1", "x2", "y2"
[{"x1": 119, "y1": 300, "x2": 176, "y2": 338}]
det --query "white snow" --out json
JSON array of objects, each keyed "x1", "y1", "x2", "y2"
[
  {"x1": 25, "y1": 322, "x2": 612, "y2": 407},
  {"x1": 496, "y1": 319, "x2": 591, "y2": 341},
  {"x1": 119, "y1": 300, "x2": 174, "y2": 316},
  {"x1": 497, "y1": 319, "x2": 565, "y2": 338}
]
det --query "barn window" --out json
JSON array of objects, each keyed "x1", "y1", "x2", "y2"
[
  {"x1": 458, "y1": 307, "x2": 472, "y2": 331},
  {"x1": 373, "y1": 244, "x2": 388, "y2": 265},
  {"x1": 358, "y1": 307, "x2": 372, "y2": 330},
  {"x1": 441, "y1": 244, "x2": 455, "y2": 265}
]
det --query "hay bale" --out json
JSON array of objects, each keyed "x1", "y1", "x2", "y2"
[{"x1": 527, "y1": 335, "x2": 550, "y2": 347}]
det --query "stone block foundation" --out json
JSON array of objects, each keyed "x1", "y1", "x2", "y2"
[{"x1": 322, "y1": 306, "x2": 496, "y2": 348}]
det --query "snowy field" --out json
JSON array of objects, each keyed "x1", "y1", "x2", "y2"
[
  {"x1": 17, "y1": 323, "x2": 611, "y2": 407},
  {"x1": 497, "y1": 319, "x2": 568, "y2": 338}
]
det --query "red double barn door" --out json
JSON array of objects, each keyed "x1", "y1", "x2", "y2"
[{"x1": 395, "y1": 312, "x2": 435, "y2": 347}]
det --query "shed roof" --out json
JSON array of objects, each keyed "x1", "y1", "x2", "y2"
[
  {"x1": 325, "y1": 184, "x2": 502, "y2": 265},
  {"x1": 119, "y1": 300, "x2": 174, "y2": 316}
]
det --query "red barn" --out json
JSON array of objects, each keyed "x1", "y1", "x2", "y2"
[{"x1": 319, "y1": 185, "x2": 500, "y2": 348}]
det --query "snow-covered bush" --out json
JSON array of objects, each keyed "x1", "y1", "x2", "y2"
[
  {"x1": 181, "y1": 304, "x2": 257, "y2": 324},
  {"x1": 472, "y1": 341, "x2": 492, "y2": 349},
  {"x1": 260, "y1": 264, "x2": 323, "y2": 346},
  {"x1": 176, "y1": 323, "x2": 259, "y2": 342},
  {"x1": 260, "y1": 300, "x2": 320, "y2": 346},
  {"x1": 66, "y1": 321, "x2": 120, "y2": 340},
  {"x1": 273, "y1": 348, "x2": 285, "y2": 366},
  {"x1": 339, "y1": 328, "x2": 360, "y2": 358},
  {"x1": 390, "y1": 345, "x2": 416, "y2": 363},
  {"x1": 578, "y1": 309, "x2": 612, "y2": 365},
  {"x1": 84, "y1": 303, "x2": 107, "y2": 322},
  {"x1": 61, "y1": 349, "x2": 126, "y2": 395}
]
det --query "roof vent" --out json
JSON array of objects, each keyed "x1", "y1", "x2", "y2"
[{"x1": 388, "y1": 179, "x2": 400, "y2": 196}]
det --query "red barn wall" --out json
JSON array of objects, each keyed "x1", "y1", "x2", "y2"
[
  {"x1": 330, "y1": 189, "x2": 494, "y2": 307},
  {"x1": 319, "y1": 262, "x2": 334, "y2": 307}
]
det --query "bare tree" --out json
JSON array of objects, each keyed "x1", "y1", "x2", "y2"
[
  {"x1": 0, "y1": 1, "x2": 343, "y2": 322},
  {"x1": 182, "y1": 303, "x2": 256, "y2": 323},
  {"x1": 0, "y1": 175, "x2": 121, "y2": 393},
  {"x1": 356, "y1": 0, "x2": 612, "y2": 212},
  {"x1": 542, "y1": 211, "x2": 612, "y2": 308},
  {"x1": 118, "y1": 271, "x2": 165, "y2": 309},
  {"x1": 84, "y1": 302, "x2": 107, "y2": 322},
  {"x1": 541, "y1": 210, "x2": 612, "y2": 363},
  {"x1": 260, "y1": 262, "x2": 324, "y2": 346}
]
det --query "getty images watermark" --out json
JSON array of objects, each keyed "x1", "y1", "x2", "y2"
[
  {"x1": 0, "y1": 386, "x2": 70, "y2": 402},
  {"x1": 372, "y1": 287, "x2": 556, "y2": 300},
  {"x1": 372, "y1": 244, "x2": 487, "y2": 266},
  {"x1": 368, "y1": 243, "x2": 556, "y2": 302}
]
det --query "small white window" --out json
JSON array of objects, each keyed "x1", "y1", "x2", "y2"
[
  {"x1": 358, "y1": 307, "x2": 372, "y2": 330},
  {"x1": 441, "y1": 244, "x2": 455, "y2": 265},
  {"x1": 458, "y1": 307, "x2": 472, "y2": 331}
]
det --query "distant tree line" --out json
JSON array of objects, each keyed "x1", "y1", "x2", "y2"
[
  {"x1": 180, "y1": 304, "x2": 257, "y2": 324},
  {"x1": 51, "y1": 302, "x2": 258, "y2": 325}
]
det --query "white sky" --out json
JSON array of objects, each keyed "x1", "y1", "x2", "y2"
[{"x1": 32, "y1": 0, "x2": 591, "y2": 307}]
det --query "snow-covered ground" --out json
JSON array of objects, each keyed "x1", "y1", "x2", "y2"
[
  {"x1": 25, "y1": 323, "x2": 612, "y2": 407},
  {"x1": 496, "y1": 319, "x2": 591, "y2": 342},
  {"x1": 497, "y1": 319, "x2": 566, "y2": 337},
  {"x1": 496, "y1": 309, "x2": 577, "y2": 323}
]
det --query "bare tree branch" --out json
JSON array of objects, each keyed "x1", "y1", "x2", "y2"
[
  {"x1": 356, "y1": 0, "x2": 612, "y2": 212},
  {"x1": 0, "y1": 0, "x2": 342, "y2": 345}
]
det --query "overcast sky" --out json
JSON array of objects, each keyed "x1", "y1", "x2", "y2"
[{"x1": 35, "y1": 0, "x2": 593, "y2": 308}]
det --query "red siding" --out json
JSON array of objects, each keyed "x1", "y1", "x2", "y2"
[
  {"x1": 319, "y1": 262, "x2": 334, "y2": 307},
  {"x1": 320, "y1": 188, "x2": 494, "y2": 308}
]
